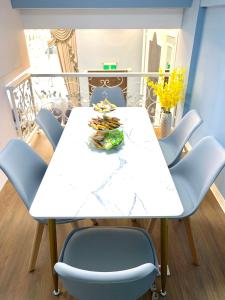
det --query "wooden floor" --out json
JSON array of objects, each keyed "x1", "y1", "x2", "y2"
[{"x1": 0, "y1": 132, "x2": 225, "y2": 300}]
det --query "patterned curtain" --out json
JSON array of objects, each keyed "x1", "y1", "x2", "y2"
[{"x1": 49, "y1": 29, "x2": 80, "y2": 106}]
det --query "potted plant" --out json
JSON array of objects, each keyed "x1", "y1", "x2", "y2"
[{"x1": 147, "y1": 68, "x2": 186, "y2": 137}]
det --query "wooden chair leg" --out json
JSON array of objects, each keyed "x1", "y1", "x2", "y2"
[
  {"x1": 131, "y1": 218, "x2": 138, "y2": 225},
  {"x1": 29, "y1": 222, "x2": 45, "y2": 272},
  {"x1": 183, "y1": 217, "x2": 199, "y2": 266},
  {"x1": 92, "y1": 219, "x2": 98, "y2": 225},
  {"x1": 146, "y1": 219, "x2": 157, "y2": 233},
  {"x1": 71, "y1": 221, "x2": 79, "y2": 229}
]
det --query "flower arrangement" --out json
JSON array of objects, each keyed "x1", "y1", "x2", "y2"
[{"x1": 147, "y1": 68, "x2": 186, "y2": 113}]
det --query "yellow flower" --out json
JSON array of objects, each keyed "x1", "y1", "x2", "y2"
[{"x1": 146, "y1": 68, "x2": 186, "y2": 112}]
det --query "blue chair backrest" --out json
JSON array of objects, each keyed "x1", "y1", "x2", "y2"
[
  {"x1": 55, "y1": 262, "x2": 157, "y2": 300},
  {"x1": 159, "y1": 110, "x2": 203, "y2": 167},
  {"x1": 0, "y1": 139, "x2": 47, "y2": 209},
  {"x1": 35, "y1": 108, "x2": 64, "y2": 150},
  {"x1": 90, "y1": 87, "x2": 126, "y2": 107},
  {"x1": 161, "y1": 110, "x2": 202, "y2": 149}
]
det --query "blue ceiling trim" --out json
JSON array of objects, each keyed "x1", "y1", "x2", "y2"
[
  {"x1": 11, "y1": 0, "x2": 193, "y2": 9},
  {"x1": 201, "y1": 0, "x2": 225, "y2": 7}
]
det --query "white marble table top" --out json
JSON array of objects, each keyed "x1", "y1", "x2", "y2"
[{"x1": 30, "y1": 107, "x2": 183, "y2": 219}]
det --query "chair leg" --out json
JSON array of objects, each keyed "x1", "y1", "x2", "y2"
[
  {"x1": 71, "y1": 221, "x2": 79, "y2": 229},
  {"x1": 146, "y1": 219, "x2": 157, "y2": 233},
  {"x1": 131, "y1": 218, "x2": 138, "y2": 225},
  {"x1": 183, "y1": 217, "x2": 199, "y2": 266},
  {"x1": 92, "y1": 219, "x2": 98, "y2": 225},
  {"x1": 29, "y1": 222, "x2": 45, "y2": 272}
]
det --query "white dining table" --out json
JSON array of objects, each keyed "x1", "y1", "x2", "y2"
[{"x1": 30, "y1": 107, "x2": 183, "y2": 296}]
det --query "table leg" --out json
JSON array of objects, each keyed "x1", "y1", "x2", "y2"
[
  {"x1": 160, "y1": 218, "x2": 168, "y2": 297},
  {"x1": 48, "y1": 219, "x2": 60, "y2": 296}
]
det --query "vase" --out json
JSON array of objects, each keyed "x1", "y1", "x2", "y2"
[{"x1": 160, "y1": 111, "x2": 172, "y2": 138}]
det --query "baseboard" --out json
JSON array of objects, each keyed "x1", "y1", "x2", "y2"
[{"x1": 186, "y1": 142, "x2": 225, "y2": 213}]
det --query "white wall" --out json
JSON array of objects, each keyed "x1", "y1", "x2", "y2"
[
  {"x1": 188, "y1": 5, "x2": 225, "y2": 198},
  {"x1": 76, "y1": 29, "x2": 143, "y2": 104},
  {"x1": 20, "y1": 8, "x2": 183, "y2": 29},
  {"x1": 77, "y1": 29, "x2": 143, "y2": 71},
  {"x1": 0, "y1": 0, "x2": 29, "y2": 189},
  {"x1": 0, "y1": 5, "x2": 28, "y2": 78}
]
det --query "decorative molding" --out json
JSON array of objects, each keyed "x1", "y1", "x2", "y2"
[
  {"x1": 11, "y1": 0, "x2": 193, "y2": 9},
  {"x1": 201, "y1": 0, "x2": 225, "y2": 7},
  {"x1": 186, "y1": 142, "x2": 225, "y2": 213}
]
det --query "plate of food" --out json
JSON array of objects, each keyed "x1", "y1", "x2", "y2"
[
  {"x1": 89, "y1": 129, "x2": 124, "y2": 151},
  {"x1": 88, "y1": 115, "x2": 122, "y2": 131},
  {"x1": 93, "y1": 98, "x2": 117, "y2": 113}
]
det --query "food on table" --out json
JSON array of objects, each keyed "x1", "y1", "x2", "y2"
[
  {"x1": 93, "y1": 98, "x2": 117, "y2": 113},
  {"x1": 91, "y1": 129, "x2": 124, "y2": 150},
  {"x1": 88, "y1": 115, "x2": 122, "y2": 131}
]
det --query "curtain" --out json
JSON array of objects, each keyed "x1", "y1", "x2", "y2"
[{"x1": 49, "y1": 29, "x2": 80, "y2": 106}]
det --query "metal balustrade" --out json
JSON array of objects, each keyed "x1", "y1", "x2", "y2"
[{"x1": 6, "y1": 72, "x2": 172, "y2": 140}]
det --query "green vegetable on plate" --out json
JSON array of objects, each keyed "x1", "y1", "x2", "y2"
[
  {"x1": 91, "y1": 129, "x2": 124, "y2": 150},
  {"x1": 103, "y1": 130, "x2": 124, "y2": 150}
]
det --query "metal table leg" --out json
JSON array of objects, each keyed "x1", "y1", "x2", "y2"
[
  {"x1": 160, "y1": 218, "x2": 168, "y2": 296},
  {"x1": 48, "y1": 219, "x2": 60, "y2": 296}
]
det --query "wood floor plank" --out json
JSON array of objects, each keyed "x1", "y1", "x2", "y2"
[{"x1": 0, "y1": 132, "x2": 225, "y2": 299}]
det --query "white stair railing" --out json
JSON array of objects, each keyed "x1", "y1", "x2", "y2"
[{"x1": 6, "y1": 72, "x2": 170, "y2": 140}]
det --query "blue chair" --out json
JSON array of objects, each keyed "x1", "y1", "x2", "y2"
[
  {"x1": 159, "y1": 110, "x2": 202, "y2": 167},
  {"x1": 52, "y1": 107, "x2": 63, "y2": 124},
  {"x1": 0, "y1": 139, "x2": 77, "y2": 272},
  {"x1": 90, "y1": 87, "x2": 126, "y2": 107},
  {"x1": 170, "y1": 136, "x2": 225, "y2": 218},
  {"x1": 55, "y1": 227, "x2": 159, "y2": 300},
  {"x1": 35, "y1": 108, "x2": 64, "y2": 151},
  {"x1": 64, "y1": 108, "x2": 72, "y2": 124},
  {"x1": 148, "y1": 136, "x2": 225, "y2": 265}
]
